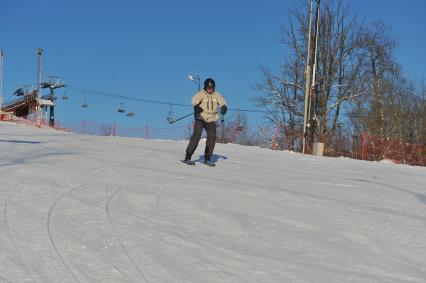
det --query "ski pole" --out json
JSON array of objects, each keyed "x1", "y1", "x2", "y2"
[
  {"x1": 221, "y1": 112, "x2": 225, "y2": 143},
  {"x1": 167, "y1": 112, "x2": 193, "y2": 124}
]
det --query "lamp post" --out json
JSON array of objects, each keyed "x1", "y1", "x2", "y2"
[
  {"x1": 309, "y1": 0, "x2": 321, "y2": 147},
  {"x1": 302, "y1": 0, "x2": 314, "y2": 154},
  {"x1": 36, "y1": 48, "x2": 43, "y2": 125},
  {"x1": 188, "y1": 72, "x2": 200, "y2": 91},
  {"x1": 0, "y1": 49, "x2": 3, "y2": 111}
]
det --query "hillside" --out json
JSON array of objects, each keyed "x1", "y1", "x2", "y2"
[{"x1": 0, "y1": 122, "x2": 425, "y2": 283}]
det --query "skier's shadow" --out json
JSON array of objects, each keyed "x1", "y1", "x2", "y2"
[{"x1": 195, "y1": 154, "x2": 228, "y2": 163}]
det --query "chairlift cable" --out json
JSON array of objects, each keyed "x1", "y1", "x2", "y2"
[
  {"x1": 66, "y1": 84, "x2": 368, "y2": 118},
  {"x1": 66, "y1": 84, "x2": 266, "y2": 113}
]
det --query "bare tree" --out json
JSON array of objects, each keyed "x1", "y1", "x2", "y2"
[
  {"x1": 101, "y1": 124, "x2": 114, "y2": 136},
  {"x1": 415, "y1": 81, "x2": 426, "y2": 144},
  {"x1": 217, "y1": 111, "x2": 249, "y2": 145},
  {"x1": 353, "y1": 22, "x2": 400, "y2": 140},
  {"x1": 253, "y1": 0, "x2": 424, "y2": 160},
  {"x1": 252, "y1": 0, "x2": 366, "y2": 150},
  {"x1": 314, "y1": 0, "x2": 365, "y2": 140}
]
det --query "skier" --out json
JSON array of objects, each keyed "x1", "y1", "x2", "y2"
[{"x1": 183, "y1": 78, "x2": 227, "y2": 166}]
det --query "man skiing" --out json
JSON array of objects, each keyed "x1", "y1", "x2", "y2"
[{"x1": 183, "y1": 78, "x2": 227, "y2": 166}]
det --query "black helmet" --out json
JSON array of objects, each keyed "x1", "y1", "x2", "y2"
[{"x1": 204, "y1": 78, "x2": 215, "y2": 90}]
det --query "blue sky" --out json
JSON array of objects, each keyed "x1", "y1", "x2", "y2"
[{"x1": 1, "y1": 0, "x2": 425, "y2": 133}]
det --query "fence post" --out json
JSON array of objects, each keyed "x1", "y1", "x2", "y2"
[
  {"x1": 145, "y1": 125, "x2": 149, "y2": 139},
  {"x1": 361, "y1": 131, "x2": 367, "y2": 160},
  {"x1": 83, "y1": 119, "x2": 86, "y2": 134},
  {"x1": 113, "y1": 122, "x2": 117, "y2": 136},
  {"x1": 272, "y1": 125, "x2": 280, "y2": 150},
  {"x1": 231, "y1": 126, "x2": 237, "y2": 144}
]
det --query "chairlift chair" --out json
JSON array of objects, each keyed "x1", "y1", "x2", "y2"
[
  {"x1": 166, "y1": 105, "x2": 175, "y2": 124},
  {"x1": 62, "y1": 91, "x2": 69, "y2": 100},
  {"x1": 125, "y1": 104, "x2": 135, "y2": 117},
  {"x1": 81, "y1": 96, "x2": 88, "y2": 108},
  {"x1": 117, "y1": 102, "x2": 125, "y2": 113},
  {"x1": 13, "y1": 88, "x2": 26, "y2": 96}
]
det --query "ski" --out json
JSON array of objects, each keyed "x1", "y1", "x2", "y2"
[
  {"x1": 203, "y1": 161, "x2": 216, "y2": 167},
  {"x1": 181, "y1": 159, "x2": 195, "y2": 166},
  {"x1": 180, "y1": 159, "x2": 215, "y2": 167}
]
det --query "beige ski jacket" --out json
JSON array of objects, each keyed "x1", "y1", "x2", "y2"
[{"x1": 191, "y1": 90, "x2": 227, "y2": 123}]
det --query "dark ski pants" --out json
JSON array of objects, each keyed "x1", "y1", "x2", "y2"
[{"x1": 186, "y1": 120, "x2": 216, "y2": 160}]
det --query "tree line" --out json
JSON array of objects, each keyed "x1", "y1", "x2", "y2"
[{"x1": 241, "y1": 0, "x2": 425, "y2": 163}]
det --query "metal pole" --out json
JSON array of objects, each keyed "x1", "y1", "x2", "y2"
[
  {"x1": 36, "y1": 48, "x2": 43, "y2": 121},
  {"x1": 195, "y1": 72, "x2": 200, "y2": 91},
  {"x1": 311, "y1": 0, "x2": 320, "y2": 90},
  {"x1": 221, "y1": 113, "x2": 225, "y2": 143},
  {"x1": 0, "y1": 49, "x2": 3, "y2": 111},
  {"x1": 49, "y1": 88, "x2": 55, "y2": 127},
  {"x1": 168, "y1": 112, "x2": 193, "y2": 124},
  {"x1": 308, "y1": 0, "x2": 321, "y2": 145},
  {"x1": 37, "y1": 48, "x2": 42, "y2": 98},
  {"x1": 302, "y1": 0, "x2": 314, "y2": 154}
]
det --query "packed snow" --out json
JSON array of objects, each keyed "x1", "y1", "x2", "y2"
[{"x1": 0, "y1": 121, "x2": 425, "y2": 283}]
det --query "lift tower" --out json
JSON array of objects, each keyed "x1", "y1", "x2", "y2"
[{"x1": 41, "y1": 76, "x2": 65, "y2": 127}]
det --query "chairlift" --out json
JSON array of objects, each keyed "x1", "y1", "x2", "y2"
[
  {"x1": 62, "y1": 91, "x2": 69, "y2": 100},
  {"x1": 13, "y1": 88, "x2": 26, "y2": 96},
  {"x1": 81, "y1": 95, "x2": 88, "y2": 108},
  {"x1": 48, "y1": 75, "x2": 61, "y2": 87},
  {"x1": 166, "y1": 105, "x2": 175, "y2": 124},
  {"x1": 125, "y1": 104, "x2": 135, "y2": 117},
  {"x1": 117, "y1": 102, "x2": 125, "y2": 113}
]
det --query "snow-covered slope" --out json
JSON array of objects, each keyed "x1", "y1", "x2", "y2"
[{"x1": 0, "y1": 122, "x2": 425, "y2": 283}]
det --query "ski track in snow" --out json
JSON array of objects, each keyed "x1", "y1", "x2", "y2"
[
  {"x1": 350, "y1": 178, "x2": 426, "y2": 206},
  {"x1": 2, "y1": 178, "x2": 38, "y2": 282},
  {"x1": 95, "y1": 247, "x2": 132, "y2": 281},
  {"x1": 105, "y1": 186, "x2": 150, "y2": 283},
  {"x1": 47, "y1": 183, "x2": 87, "y2": 283}
]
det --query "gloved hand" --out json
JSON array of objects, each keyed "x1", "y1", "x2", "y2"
[
  {"x1": 221, "y1": 105, "x2": 227, "y2": 115},
  {"x1": 194, "y1": 105, "x2": 203, "y2": 119},
  {"x1": 194, "y1": 105, "x2": 203, "y2": 114}
]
